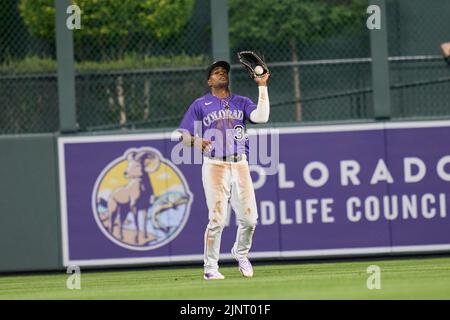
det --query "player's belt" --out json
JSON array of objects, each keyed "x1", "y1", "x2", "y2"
[{"x1": 208, "y1": 154, "x2": 244, "y2": 162}]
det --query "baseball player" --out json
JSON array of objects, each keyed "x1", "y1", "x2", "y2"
[{"x1": 177, "y1": 60, "x2": 270, "y2": 280}]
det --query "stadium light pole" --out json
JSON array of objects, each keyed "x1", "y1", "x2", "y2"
[
  {"x1": 55, "y1": 0, "x2": 78, "y2": 132},
  {"x1": 369, "y1": 0, "x2": 391, "y2": 120},
  {"x1": 210, "y1": 0, "x2": 232, "y2": 89}
]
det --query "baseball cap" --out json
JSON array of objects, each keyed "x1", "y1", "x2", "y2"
[{"x1": 207, "y1": 60, "x2": 230, "y2": 79}]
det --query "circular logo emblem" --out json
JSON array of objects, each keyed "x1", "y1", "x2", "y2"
[{"x1": 92, "y1": 147, "x2": 192, "y2": 251}]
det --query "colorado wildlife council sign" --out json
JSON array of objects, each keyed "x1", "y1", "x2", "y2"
[{"x1": 58, "y1": 121, "x2": 450, "y2": 267}]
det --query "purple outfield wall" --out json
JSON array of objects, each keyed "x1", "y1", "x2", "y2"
[{"x1": 58, "y1": 121, "x2": 450, "y2": 267}]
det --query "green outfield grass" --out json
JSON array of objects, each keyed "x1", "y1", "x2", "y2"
[{"x1": 1, "y1": 256, "x2": 450, "y2": 300}]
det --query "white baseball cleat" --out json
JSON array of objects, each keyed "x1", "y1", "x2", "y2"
[
  {"x1": 203, "y1": 270, "x2": 225, "y2": 280},
  {"x1": 231, "y1": 247, "x2": 254, "y2": 278}
]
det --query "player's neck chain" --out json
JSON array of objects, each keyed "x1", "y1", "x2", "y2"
[
  {"x1": 211, "y1": 92, "x2": 231, "y2": 100},
  {"x1": 210, "y1": 92, "x2": 232, "y2": 110}
]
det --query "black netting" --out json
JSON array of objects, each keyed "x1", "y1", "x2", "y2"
[
  {"x1": 0, "y1": 0, "x2": 58, "y2": 134},
  {"x1": 1, "y1": 0, "x2": 450, "y2": 135},
  {"x1": 73, "y1": 0, "x2": 212, "y2": 131},
  {"x1": 387, "y1": 0, "x2": 450, "y2": 119}
]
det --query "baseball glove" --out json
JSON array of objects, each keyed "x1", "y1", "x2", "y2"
[{"x1": 237, "y1": 51, "x2": 269, "y2": 79}]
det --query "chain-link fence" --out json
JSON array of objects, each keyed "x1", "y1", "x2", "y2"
[
  {"x1": 76, "y1": 67, "x2": 209, "y2": 131},
  {"x1": 387, "y1": 0, "x2": 450, "y2": 120},
  {"x1": 72, "y1": 0, "x2": 212, "y2": 131},
  {"x1": 1, "y1": 0, "x2": 450, "y2": 134},
  {"x1": 75, "y1": 0, "x2": 371, "y2": 131},
  {"x1": 229, "y1": 0, "x2": 372, "y2": 124},
  {"x1": 0, "y1": 0, "x2": 58, "y2": 134}
]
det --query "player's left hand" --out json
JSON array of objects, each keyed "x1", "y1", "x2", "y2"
[{"x1": 254, "y1": 72, "x2": 270, "y2": 86}]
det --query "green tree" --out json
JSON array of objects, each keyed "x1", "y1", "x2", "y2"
[
  {"x1": 18, "y1": 0, "x2": 196, "y2": 128},
  {"x1": 19, "y1": 0, "x2": 195, "y2": 59},
  {"x1": 230, "y1": 0, "x2": 366, "y2": 121}
]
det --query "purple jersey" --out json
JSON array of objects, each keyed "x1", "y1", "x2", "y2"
[{"x1": 179, "y1": 92, "x2": 257, "y2": 158}]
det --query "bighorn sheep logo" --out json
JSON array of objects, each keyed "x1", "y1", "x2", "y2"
[
  {"x1": 93, "y1": 147, "x2": 192, "y2": 250},
  {"x1": 108, "y1": 150, "x2": 159, "y2": 244}
]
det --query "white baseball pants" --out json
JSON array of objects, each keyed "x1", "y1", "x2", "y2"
[{"x1": 202, "y1": 155, "x2": 258, "y2": 273}]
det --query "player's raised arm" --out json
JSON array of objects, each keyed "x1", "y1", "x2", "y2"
[
  {"x1": 249, "y1": 72, "x2": 271, "y2": 123},
  {"x1": 237, "y1": 51, "x2": 271, "y2": 124}
]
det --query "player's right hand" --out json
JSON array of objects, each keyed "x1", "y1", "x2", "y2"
[{"x1": 255, "y1": 72, "x2": 270, "y2": 86}]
